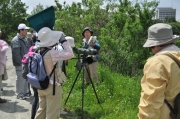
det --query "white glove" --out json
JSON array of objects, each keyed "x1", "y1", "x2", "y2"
[
  {"x1": 65, "y1": 36, "x2": 75, "y2": 47},
  {"x1": 88, "y1": 36, "x2": 96, "y2": 45}
]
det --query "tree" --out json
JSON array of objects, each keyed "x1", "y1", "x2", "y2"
[
  {"x1": 54, "y1": 0, "x2": 62, "y2": 11},
  {"x1": 54, "y1": 0, "x2": 109, "y2": 44},
  {"x1": 30, "y1": 3, "x2": 44, "y2": 15},
  {"x1": 165, "y1": 17, "x2": 176, "y2": 23},
  {"x1": 98, "y1": 0, "x2": 159, "y2": 75},
  {"x1": 168, "y1": 22, "x2": 180, "y2": 47},
  {"x1": 0, "y1": 0, "x2": 28, "y2": 42},
  {"x1": 53, "y1": 0, "x2": 159, "y2": 75}
]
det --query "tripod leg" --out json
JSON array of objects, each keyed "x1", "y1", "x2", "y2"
[
  {"x1": 82, "y1": 64, "x2": 85, "y2": 119},
  {"x1": 64, "y1": 65, "x2": 83, "y2": 105},
  {"x1": 84, "y1": 64, "x2": 101, "y2": 104}
]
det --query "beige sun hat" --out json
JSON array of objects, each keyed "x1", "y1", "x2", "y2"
[
  {"x1": 38, "y1": 27, "x2": 63, "y2": 47},
  {"x1": 143, "y1": 23, "x2": 179, "y2": 47}
]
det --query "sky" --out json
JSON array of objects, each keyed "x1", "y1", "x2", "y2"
[{"x1": 22, "y1": 0, "x2": 180, "y2": 20}]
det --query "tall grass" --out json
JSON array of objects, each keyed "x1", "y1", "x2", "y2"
[{"x1": 62, "y1": 59, "x2": 142, "y2": 119}]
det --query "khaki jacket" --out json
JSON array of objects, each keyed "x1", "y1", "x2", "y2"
[{"x1": 138, "y1": 45, "x2": 180, "y2": 119}]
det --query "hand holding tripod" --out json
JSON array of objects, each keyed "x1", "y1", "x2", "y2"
[{"x1": 64, "y1": 54, "x2": 100, "y2": 119}]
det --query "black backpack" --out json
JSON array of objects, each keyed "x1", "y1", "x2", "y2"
[{"x1": 164, "y1": 53, "x2": 180, "y2": 119}]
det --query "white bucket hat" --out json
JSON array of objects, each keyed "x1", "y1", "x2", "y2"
[
  {"x1": 143, "y1": 23, "x2": 179, "y2": 47},
  {"x1": 38, "y1": 27, "x2": 63, "y2": 47}
]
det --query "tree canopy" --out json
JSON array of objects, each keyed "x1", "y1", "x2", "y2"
[
  {"x1": 1, "y1": 0, "x2": 180, "y2": 75},
  {"x1": 0, "y1": 0, "x2": 28, "y2": 42},
  {"x1": 53, "y1": 0, "x2": 160, "y2": 75}
]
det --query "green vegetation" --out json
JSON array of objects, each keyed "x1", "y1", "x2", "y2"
[
  {"x1": 0, "y1": 0, "x2": 28, "y2": 42},
  {"x1": 53, "y1": 0, "x2": 180, "y2": 76},
  {"x1": 1, "y1": 0, "x2": 180, "y2": 73},
  {"x1": 62, "y1": 60, "x2": 141, "y2": 119},
  {"x1": 0, "y1": 0, "x2": 180, "y2": 118}
]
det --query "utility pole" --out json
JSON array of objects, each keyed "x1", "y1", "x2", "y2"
[{"x1": 171, "y1": 0, "x2": 173, "y2": 8}]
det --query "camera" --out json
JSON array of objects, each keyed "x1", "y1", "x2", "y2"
[
  {"x1": 73, "y1": 47, "x2": 98, "y2": 55},
  {"x1": 73, "y1": 47, "x2": 98, "y2": 65}
]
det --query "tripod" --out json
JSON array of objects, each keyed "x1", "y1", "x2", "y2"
[{"x1": 64, "y1": 54, "x2": 100, "y2": 119}]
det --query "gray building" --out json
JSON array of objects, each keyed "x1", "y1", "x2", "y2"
[{"x1": 155, "y1": 7, "x2": 176, "y2": 21}]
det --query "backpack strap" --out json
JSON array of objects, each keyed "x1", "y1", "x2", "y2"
[
  {"x1": 40, "y1": 48, "x2": 50, "y2": 56},
  {"x1": 29, "y1": 57, "x2": 32, "y2": 73},
  {"x1": 49, "y1": 63, "x2": 57, "y2": 77},
  {"x1": 164, "y1": 53, "x2": 180, "y2": 67},
  {"x1": 41, "y1": 48, "x2": 57, "y2": 95},
  {"x1": 53, "y1": 66, "x2": 56, "y2": 95},
  {"x1": 164, "y1": 98, "x2": 175, "y2": 114},
  {"x1": 49, "y1": 63, "x2": 57, "y2": 95},
  {"x1": 40, "y1": 48, "x2": 51, "y2": 74},
  {"x1": 43, "y1": 48, "x2": 57, "y2": 95},
  {"x1": 163, "y1": 53, "x2": 180, "y2": 114}
]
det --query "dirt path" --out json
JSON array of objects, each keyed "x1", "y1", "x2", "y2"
[
  {"x1": 0, "y1": 47, "x2": 79, "y2": 119},
  {"x1": 0, "y1": 47, "x2": 33, "y2": 119}
]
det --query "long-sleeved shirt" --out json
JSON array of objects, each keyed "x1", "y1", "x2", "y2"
[
  {"x1": 138, "y1": 44, "x2": 180, "y2": 119},
  {"x1": 43, "y1": 41, "x2": 74, "y2": 85},
  {"x1": 82, "y1": 36, "x2": 100, "y2": 62},
  {"x1": 82, "y1": 37, "x2": 100, "y2": 50},
  {"x1": 0, "y1": 40, "x2": 8, "y2": 74}
]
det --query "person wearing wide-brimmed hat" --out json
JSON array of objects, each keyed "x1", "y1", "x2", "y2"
[
  {"x1": 138, "y1": 23, "x2": 180, "y2": 119},
  {"x1": 34, "y1": 27, "x2": 74, "y2": 119},
  {"x1": 82, "y1": 27, "x2": 100, "y2": 85}
]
